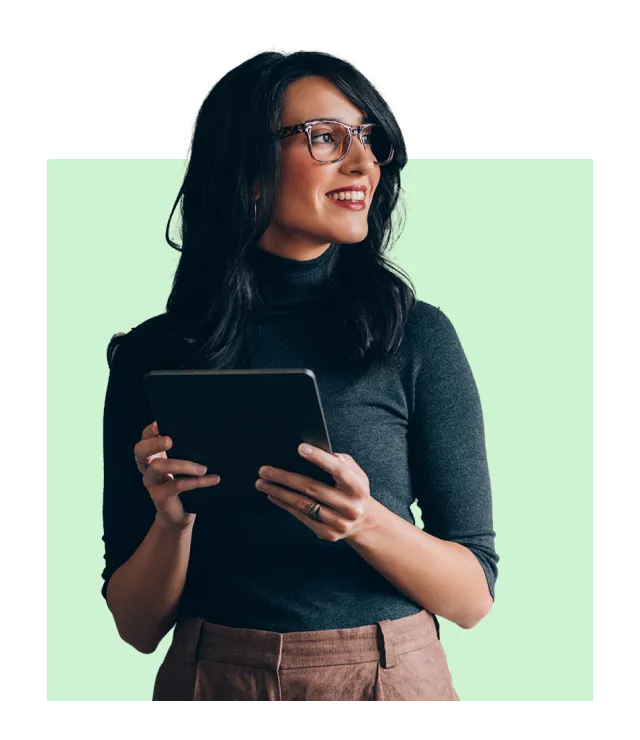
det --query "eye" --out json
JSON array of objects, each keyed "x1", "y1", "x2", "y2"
[{"x1": 311, "y1": 131, "x2": 336, "y2": 144}]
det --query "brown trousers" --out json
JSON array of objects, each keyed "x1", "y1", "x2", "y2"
[{"x1": 152, "y1": 609, "x2": 460, "y2": 701}]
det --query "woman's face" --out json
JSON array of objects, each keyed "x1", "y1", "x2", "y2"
[{"x1": 257, "y1": 75, "x2": 382, "y2": 261}]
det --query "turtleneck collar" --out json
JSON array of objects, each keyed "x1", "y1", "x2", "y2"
[{"x1": 249, "y1": 242, "x2": 341, "y2": 310}]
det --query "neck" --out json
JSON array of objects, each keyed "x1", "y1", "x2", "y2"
[
  {"x1": 249, "y1": 241, "x2": 341, "y2": 310},
  {"x1": 258, "y1": 231, "x2": 331, "y2": 262},
  {"x1": 255, "y1": 242, "x2": 334, "y2": 262}
]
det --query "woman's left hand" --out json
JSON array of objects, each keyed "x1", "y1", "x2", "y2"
[{"x1": 255, "y1": 444, "x2": 373, "y2": 542}]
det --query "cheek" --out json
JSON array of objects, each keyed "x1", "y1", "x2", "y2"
[
  {"x1": 371, "y1": 170, "x2": 382, "y2": 192},
  {"x1": 279, "y1": 166, "x2": 329, "y2": 211}
]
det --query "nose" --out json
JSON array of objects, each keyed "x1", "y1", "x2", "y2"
[{"x1": 342, "y1": 134, "x2": 376, "y2": 170}]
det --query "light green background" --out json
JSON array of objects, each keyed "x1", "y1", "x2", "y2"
[{"x1": 48, "y1": 160, "x2": 592, "y2": 701}]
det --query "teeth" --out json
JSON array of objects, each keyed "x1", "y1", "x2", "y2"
[{"x1": 327, "y1": 191, "x2": 365, "y2": 201}]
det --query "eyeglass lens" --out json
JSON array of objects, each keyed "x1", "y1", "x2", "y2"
[{"x1": 308, "y1": 122, "x2": 393, "y2": 164}]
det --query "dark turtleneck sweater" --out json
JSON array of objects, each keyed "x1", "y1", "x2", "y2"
[{"x1": 101, "y1": 243, "x2": 498, "y2": 636}]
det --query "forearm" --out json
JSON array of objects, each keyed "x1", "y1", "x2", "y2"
[
  {"x1": 106, "y1": 514, "x2": 195, "y2": 653},
  {"x1": 346, "y1": 498, "x2": 493, "y2": 629}
]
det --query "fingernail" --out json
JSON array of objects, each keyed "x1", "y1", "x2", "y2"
[
  {"x1": 196, "y1": 465, "x2": 207, "y2": 474},
  {"x1": 300, "y1": 444, "x2": 312, "y2": 456}
]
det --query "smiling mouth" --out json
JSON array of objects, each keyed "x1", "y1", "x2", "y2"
[
  {"x1": 325, "y1": 194, "x2": 367, "y2": 210},
  {"x1": 327, "y1": 190, "x2": 366, "y2": 203}
]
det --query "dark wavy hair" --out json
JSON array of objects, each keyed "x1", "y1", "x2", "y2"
[{"x1": 165, "y1": 50, "x2": 417, "y2": 376}]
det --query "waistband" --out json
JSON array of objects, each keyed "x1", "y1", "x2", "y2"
[{"x1": 172, "y1": 609, "x2": 438, "y2": 671}]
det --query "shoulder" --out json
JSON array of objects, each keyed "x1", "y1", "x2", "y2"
[
  {"x1": 402, "y1": 299, "x2": 457, "y2": 349},
  {"x1": 106, "y1": 312, "x2": 183, "y2": 370},
  {"x1": 127, "y1": 312, "x2": 178, "y2": 344},
  {"x1": 394, "y1": 299, "x2": 471, "y2": 383}
]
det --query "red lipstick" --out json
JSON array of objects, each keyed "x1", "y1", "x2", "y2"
[
  {"x1": 325, "y1": 184, "x2": 368, "y2": 211},
  {"x1": 325, "y1": 195, "x2": 366, "y2": 210}
]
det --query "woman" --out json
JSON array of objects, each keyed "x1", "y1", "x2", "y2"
[{"x1": 101, "y1": 50, "x2": 499, "y2": 701}]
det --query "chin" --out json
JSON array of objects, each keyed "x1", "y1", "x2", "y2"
[
  {"x1": 331, "y1": 231, "x2": 367, "y2": 244},
  {"x1": 332, "y1": 228, "x2": 369, "y2": 244}
]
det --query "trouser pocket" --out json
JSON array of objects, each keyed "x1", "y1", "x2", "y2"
[{"x1": 375, "y1": 639, "x2": 460, "y2": 701}]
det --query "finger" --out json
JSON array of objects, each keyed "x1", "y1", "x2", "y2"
[
  {"x1": 149, "y1": 473, "x2": 221, "y2": 507},
  {"x1": 265, "y1": 493, "x2": 339, "y2": 541},
  {"x1": 257, "y1": 467, "x2": 346, "y2": 513},
  {"x1": 334, "y1": 452, "x2": 365, "y2": 477},
  {"x1": 145, "y1": 457, "x2": 207, "y2": 485},
  {"x1": 297, "y1": 444, "x2": 358, "y2": 486},
  {"x1": 258, "y1": 459, "x2": 362, "y2": 518},
  {"x1": 134, "y1": 434, "x2": 172, "y2": 462},
  {"x1": 150, "y1": 471, "x2": 221, "y2": 499},
  {"x1": 172, "y1": 473, "x2": 221, "y2": 494},
  {"x1": 257, "y1": 470, "x2": 360, "y2": 519},
  {"x1": 142, "y1": 420, "x2": 160, "y2": 439},
  {"x1": 134, "y1": 422, "x2": 166, "y2": 471}
]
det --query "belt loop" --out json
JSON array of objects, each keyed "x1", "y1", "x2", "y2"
[
  {"x1": 185, "y1": 617, "x2": 205, "y2": 665},
  {"x1": 376, "y1": 619, "x2": 397, "y2": 669},
  {"x1": 430, "y1": 612, "x2": 441, "y2": 641}
]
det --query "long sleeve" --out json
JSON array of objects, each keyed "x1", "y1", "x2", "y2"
[
  {"x1": 407, "y1": 305, "x2": 499, "y2": 601},
  {"x1": 100, "y1": 333, "x2": 157, "y2": 601}
]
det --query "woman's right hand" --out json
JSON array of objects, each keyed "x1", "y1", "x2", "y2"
[{"x1": 134, "y1": 420, "x2": 221, "y2": 530}]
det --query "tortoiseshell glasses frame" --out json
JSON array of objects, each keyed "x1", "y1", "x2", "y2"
[{"x1": 276, "y1": 119, "x2": 395, "y2": 165}]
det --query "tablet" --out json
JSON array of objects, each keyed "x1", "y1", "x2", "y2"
[{"x1": 142, "y1": 368, "x2": 335, "y2": 514}]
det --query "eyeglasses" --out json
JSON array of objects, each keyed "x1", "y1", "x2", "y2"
[{"x1": 276, "y1": 119, "x2": 394, "y2": 165}]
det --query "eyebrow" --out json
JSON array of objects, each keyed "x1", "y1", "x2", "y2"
[{"x1": 309, "y1": 116, "x2": 368, "y2": 124}]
